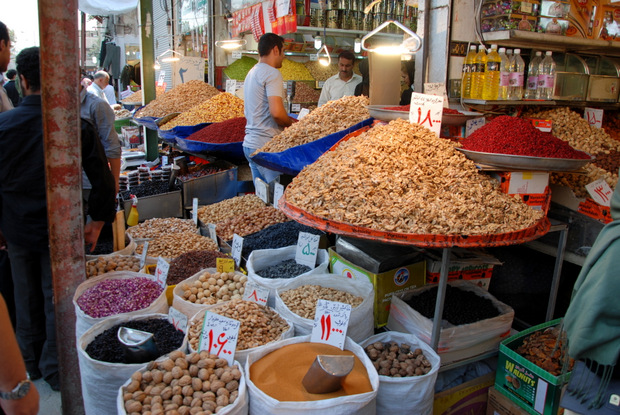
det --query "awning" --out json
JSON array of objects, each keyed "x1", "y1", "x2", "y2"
[{"x1": 78, "y1": 0, "x2": 138, "y2": 15}]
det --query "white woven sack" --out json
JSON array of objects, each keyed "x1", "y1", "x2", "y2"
[
  {"x1": 78, "y1": 313, "x2": 187, "y2": 415},
  {"x1": 85, "y1": 233, "x2": 136, "y2": 261},
  {"x1": 116, "y1": 358, "x2": 248, "y2": 415},
  {"x1": 274, "y1": 273, "x2": 374, "y2": 342},
  {"x1": 171, "y1": 268, "x2": 247, "y2": 319},
  {"x1": 246, "y1": 246, "x2": 329, "y2": 307},
  {"x1": 185, "y1": 303, "x2": 295, "y2": 368},
  {"x1": 387, "y1": 280, "x2": 514, "y2": 353},
  {"x1": 359, "y1": 331, "x2": 440, "y2": 415},
  {"x1": 73, "y1": 271, "x2": 169, "y2": 341},
  {"x1": 245, "y1": 335, "x2": 379, "y2": 415}
]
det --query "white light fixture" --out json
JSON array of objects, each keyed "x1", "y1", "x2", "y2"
[
  {"x1": 314, "y1": 34, "x2": 322, "y2": 50},
  {"x1": 215, "y1": 39, "x2": 247, "y2": 50},
  {"x1": 361, "y1": 20, "x2": 422, "y2": 56},
  {"x1": 354, "y1": 37, "x2": 362, "y2": 54},
  {"x1": 316, "y1": 44, "x2": 331, "y2": 66},
  {"x1": 153, "y1": 60, "x2": 161, "y2": 70},
  {"x1": 155, "y1": 49, "x2": 183, "y2": 66}
]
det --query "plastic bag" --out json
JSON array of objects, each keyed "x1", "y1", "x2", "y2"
[
  {"x1": 274, "y1": 273, "x2": 374, "y2": 342},
  {"x1": 78, "y1": 313, "x2": 187, "y2": 415},
  {"x1": 245, "y1": 335, "x2": 379, "y2": 415},
  {"x1": 73, "y1": 271, "x2": 169, "y2": 341},
  {"x1": 359, "y1": 331, "x2": 440, "y2": 415},
  {"x1": 246, "y1": 246, "x2": 329, "y2": 307}
]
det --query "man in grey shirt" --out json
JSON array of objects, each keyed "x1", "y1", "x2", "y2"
[{"x1": 243, "y1": 33, "x2": 293, "y2": 184}]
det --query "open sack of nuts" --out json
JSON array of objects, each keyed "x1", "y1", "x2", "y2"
[
  {"x1": 117, "y1": 350, "x2": 248, "y2": 415},
  {"x1": 274, "y1": 273, "x2": 374, "y2": 342},
  {"x1": 77, "y1": 313, "x2": 186, "y2": 415},
  {"x1": 86, "y1": 255, "x2": 142, "y2": 279},
  {"x1": 85, "y1": 233, "x2": 136, "y2": 261},
  {"x1": 246, "y1": 246, "x2": 330, "y2": 307},
  {"x1": 359, "y1": 332, "x2": 441, "y2": 414},
  {"x1": 172, "y1": 268, "x2": 248, "y2": 318},
  {"x1": 73, "y1": 271, "x2": 169, "y2": 341},
  {"x1": 186, "y1": 299, "x2": 294, "y2": 367}
]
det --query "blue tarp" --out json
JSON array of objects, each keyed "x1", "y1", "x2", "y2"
[
  {"x1": 251, "y1": 118, "x2": 374, "y2": 176},
  {"x1": 157, "y1": 122, "x2": 212, "y2": 141},
  {"x1": 174, "y1": 137, "x2": 245, "y2": 159},
  {"x1": 132, "y1": 106, "x2": 161, "y2": 131}
]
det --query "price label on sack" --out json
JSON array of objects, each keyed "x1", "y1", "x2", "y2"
[
  {"x1": 168, "y1": 306, "x2": 188, "y2": 333},
  {"x1": 192, "y1": 198, "x2": 199, "y2": 225},
  {"x1": 242, "y1": 281, "x2": 269, "y2": 305},
  {"x1": 465, "y1": 117, "x2": 486, "y2": 137},
  {"x1": 231, "y1": 234, "x2": 244, "y2": 267},
  {"x1": 225, "y1": 79, "x2": 237, "y2": 94},
  {"x1": 291, "y1": 103, "x2": 301, "y2": 112},
  {"x1": 298, "y1": 108, "x2": 310, "y2": 120},
  {"x1": 208, "y1": 223, "x2": 218, "y2": 245},
  {"x1": 584, "y1": 107, "x2": 603, "y2": 129},
  {"x1": 199, "y1": 311, "x2": 240, "y2": 366},
  {"x1": 231, "y1": 51, "x2": 242, "y2": 60},
  {"x1": 216, "y1": 257, "x2": 235, "y2": 273},
  {"x1": 139, "y1": 241, "x2": 149, "y2": 269},
  {"x1": 409, "y1": 92, "x2": 444, "y2": 137},
  {"x1": 586, "y1": 179, "x2": 613, "y2": 207},
  {"x1": 273, "y1": 183, "x2": 284, "y2": 209},
  {"x1": 295, "y1": 231, "x2": 320, "y2": 268},
  {"x1": 423, "y1": 82, "x2": 449, "y2": 108},
  {"x1": 157, "y1": 71, "x2": 166, "y2": 87},
  {"x1": 154, "y1": 257, "x2": 169, "y2": 288},
  {"x1": 309, "y1": 54, "x2": 318, "y2": 61},
  {"x1": 310, "y1": 299, "x2": 351, "y2": 350},
  {"x1": 255, "y1": 178, "x2": 269, "y2": 204}
]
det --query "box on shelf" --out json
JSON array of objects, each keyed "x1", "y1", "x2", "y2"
[
  {"x1": 537, "y1": 16, "x2": 586, "y2": 36},
  {"x1": 482, "y1": 0, "x2": 540, "y2": 17},
  {"x1": 539, "y1": 0, "x2": 570, "y2": 17},
  {"x1": 425, "y1": 248, "x2": 502, "y2": 290},
  {"x1": 596, "y1": 4, "x2": 620, "y2": 41},
  {"x1": 489, "y1": 172, "x2": 551, "y2": 212},
  {"x1": 122, "y1": 189, "x2": 183, "y2": 222},
  {"x1": 179, "y1": 160, "x2": 238, "y2": 208},
  {"x1": 329, "y1": 237, "x2": 426, "y2": 328},
  {"x1": 487, "y1": 386, "x2": 529, "y2": 415},
  {"x1": 495, "y1": 318, "x2": 571, "y2": 415},
  {"x1": 550, "y1": 184, "x2": 613, "y2": 224},
  {"x1": 482, "y1": 14, "x2": 539, "y2": 32},
  {"x1": 434, "y1": 373, "x2": 496, "y2": 415}
]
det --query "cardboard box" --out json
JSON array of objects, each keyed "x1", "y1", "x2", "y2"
[
  {"x1": 551, "y1": 184, "x2": 613, "y2": 224},
  {"x1": 540, "y1": 0, "x2": 570, "y2": 17},
  {"x1": 329, "y1": 247, "x2": 426, "y2": 327},
  {"x1": 495, "y1": 319, "x2": 571, "y2": 415},
  {"x1": 490, "y1": 172, "x2": 551, "y2": 212},
  {"x1": 487, "y1": 386, "x2": 530, "y2": 415},
  {"x1": 434, "y1": 373, "x2": 496, "y2": 415},
  {"x1": 425, "y1": 248, "x2": 502, "y2": 291}
]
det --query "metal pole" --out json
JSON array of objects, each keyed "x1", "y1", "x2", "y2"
[
  {"x1": 546, "y1": 224, "x2": 569, "y2": 321},
  {"x1": 39, "y1": 0, "x2": 85, "y2": 413},
  {"x1": 139, "y1": 0, "x2": 159, "y2": 161},
  {"x1": 207, "y1": 0, "x2": 215, "y2": 86},
  {"x1": 431, "y1": 247, "x2": 451, "y2": 350},
  {"x1": 81, "y1": 12, "x2": 87, "y2": 68}
]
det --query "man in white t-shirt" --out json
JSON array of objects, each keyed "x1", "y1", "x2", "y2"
[
  {"x1": 243, "y1": 33, "x2": 293, "y2": 184},
  {"x1": 318, "y1": 50, "x2": 361, "y2": 107},
  {"x1": 87, "y1": 71, "x2": 110, "y2": 104}
]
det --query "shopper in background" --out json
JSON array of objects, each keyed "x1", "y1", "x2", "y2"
[
  {"x1": 4, "y1": 70, "x2": 19, "y2": 107},
  {"x1": 318, "y1": 50, "x2": 361, "y2": 107},
  {"x1": 243, "y1": 33, "x2": 293, "y2": 184},
  {"x1": 400, "y1": 60, "x2": 415, "y2": 105},
  {"x1": 0, "y1": 22, "x2": 14, "y2": 112},
  {"x1": 0, "y1": 46, "x2": 116, "y2": 392},
  {"x1": 353, "y1": 58, "x2": 369, "y2": 98},
  {"x1": 0, "y1": 294, "x2": 39, "y2": 415},
  {"x1": 103, "y1": 80, "x2": 117, "y2": 106},
  {"x1": 87, "y1": 70, "x2": 111, "y2": 103}
]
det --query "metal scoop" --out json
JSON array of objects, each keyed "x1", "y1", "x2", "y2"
[
  {"x1": 302, "y1": 355, "x2": 355, "y2": 394},
  {"x1": 117, "y1": 327, "x2": 159, "y2": 364}
]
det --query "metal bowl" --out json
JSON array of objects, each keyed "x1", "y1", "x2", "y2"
[
  {"x1": 457, "y1": 148, "x2": 595, "y2": 172},
  {"x1": 367, "y1": 105, "x2": 483, "y2": 125}
]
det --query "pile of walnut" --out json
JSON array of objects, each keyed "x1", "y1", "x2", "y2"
[
  {"x1": 135, "y1": 81, "x2": 220, "y2": 118},
  {"x1": 122, "y1": 350, "x2": 241, "y2": 414},
  {"x1": 180, "y1": 271, "x2": 247, "y2": 305},
  {"x1": 285, "y1": 119, "x2": 543, "y2": 236},
  {"x1": 255, "y1": 95, "x2": 370, "y2": 154},
  {"x1": 515, "y1": 327, "x2": 574, "y2": 377},
  {"x1": 364, "y1": 341, "x2": 432, "y2": 377}
]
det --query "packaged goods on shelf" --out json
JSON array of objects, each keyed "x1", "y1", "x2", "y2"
[
  {"x1": 134, "y1": 80, "x2": 220, "y2": 118},
  {"x1": 160, "y1": 92, "x2": 244, "y2": 129},
  {"x1": 539, "y1": 0, "x2": 570, "y2": 17},
  {"x1": 224, "y1": 55, "x2": 258, "y2": 80},
  {"x1": 482, "y1": 0, "x2": 540, "y2": 17},
  {"x1": 482, "y1": 14, "x2": 538, "y2": 32}
]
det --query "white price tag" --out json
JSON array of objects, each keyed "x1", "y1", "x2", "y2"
[
  {"x1": 231, "y1": 234, "x2": 243, "y2": 266},
  {"x1": 208, "y1": 223, "x2": 218, "y2": 245},
  {"x1": 192, "y1": 198, "x2": 199, "y2": 225},
  {"x1": 586, "y1": 179, "x2": 613, "y2": 207},
  {"x1": 273, "y1": 183, "x2": 284, "y2": 209},
  {"x1": 310, "y1": 299, "x2": 352, "y2": 350},
  {"x1": 409, "y1": 92, "x2": 444, "y2": 137},
  {"x1": 225, "y1": 79, "x2": 237, "y2": 94},
  {"x1": 465, "y1": 117, "x2": 486, "y2": 137},
  {"x1": 298, "y1": 108, "x2": 310, "y2": 120},
  {"x1": 291, "y1": 103, "x2": 301, "y2": 112},
  {"x1": 309, "y1": 54, "x2": 318, "y2": 61},
  {"x1": 584, "y1": 107, "x2": 603, "y2": 129},
  {"x1": 276, "y1": 0, "x2": 290, "y2": 16},
  {"x1": 162, "y1": 155, "x2": 168, "y2": 165},
  {"x1": 255, "y1": 178, "x2": 269, "y2": 204},
  {"x1": 231, "y1": 51, "x2": 242, "y2": 60},
  {"x1": 295, "y1": 232, "x2": 320, "y2": 268},
  {"x1": 139, "y1": 241, "x2": 149, "y2": 269},
  {"x1": 424, "y1": 82, "x2": 449, "y2": 107},
  {"x1": 168, "y1": 306, "x2": 188, "y2": 333},
  {"x1": 317, "y1": 80, "x2": 325, "y2": 88},
  {"x1": 242, "y1": 281, "x2": 269, "y2": 306},
  {"x1": 157, "y1": 71, "x2": 166, "y2": 86},
  {"x1": 154, "y1": 257, "x2": 169, "y2": 288},
  {"x1": 199, "y1": 311, "x2": 240, "y2": 366}
]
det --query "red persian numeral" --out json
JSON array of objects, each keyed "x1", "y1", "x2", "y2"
[
  {"x1": 250, "y1": 290, "x2": 259, "y2": 302},
  {"x1": 320, "y1": 315, "x2": 326, "y2": 340},
  {"x1": 207, "y1": 329, "x2": 214, "y2": 354},
  {"x1": 216, "y1": 332, "x2": 228, "y2": 355},
  {"x1": 325, "y1": 314, "x2": 332, "y2": 341}
]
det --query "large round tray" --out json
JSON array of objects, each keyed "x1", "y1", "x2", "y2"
[
  {"x1": 457, "y1": 148, "x2": 594, "y2": 172},
  {"x1": 367, "y1": 105, "x2": 483, "y2": 126}
]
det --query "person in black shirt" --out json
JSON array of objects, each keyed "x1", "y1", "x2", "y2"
[{"x1": 4, "y1": 69, "x2": 19, "y2": 107}]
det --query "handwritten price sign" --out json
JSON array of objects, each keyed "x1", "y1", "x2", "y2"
[
  {"x1": 242, "y1": 281, "x2": 269, "y2": 305},
  {"x1": 584, "y1": 107, "x2": 603, "y2": 129},
  {"x1": 273, "y1": 183, "x2": 284, "y2": 209},
  {"x1": 139, "y1": 241, "x2": 149, "y2": 269},
  {"x1": 310, "y1": 299, "x2": 351, "y2": 350},
  {"x1": 216, "y1": 257, "x2": 235, "y2": 273},
  {"x1": 586, "y1": 179, "x2": 613, "y2": 207},
  {"x1": 231, "y1": 234, "x2": 243, "y2": 267},
  {"x1": 409, "y1": 92, "x2": 444, "y2": 137},
  {"x1": 154, "y1": 257, "x2": 169, "y2": 288},
  {"x1": 168, "y1": 306, "x2": 188, "y2": 333},
  {"x1": 199, "y1": 311, "x2": 240, "y2": 366},
  {"x1": 295, "y1": 232, "x2": 320, "y2": 268}
]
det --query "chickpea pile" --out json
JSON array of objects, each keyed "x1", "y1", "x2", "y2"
[
  {"x1": 188, "y1": 299, "x2": 289, "y2": 351},
  {"x1": 279, "y1": 285, "x2": 363, "y2": 319},
  {"x1": 85, "y1": 256, "x2": 141, "y2": 278},
  {"x1": 364, "y1": 341, "x2": 432, "y2": 377},
  {"x1": 122, "y1": 350, "x2": 241, "y2": 415},
  {"x1": 180, "y1": 271, "x2": 247, "y2": 305}
]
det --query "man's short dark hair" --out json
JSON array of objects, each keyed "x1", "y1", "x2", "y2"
[
  {"x1": 16, "y1": 47, "x2": 41, "y2": 92},
  {"x1": 258, "y1": 33, "x2": 284, "y2": 57},
  {"x1": 0, "y1": 21, "x2": 9, "y2": 44},
  {"x1": 339, "y1": 50, "x2": 355, "y2": 62},
  {"x1": 6, "y1": 69, "x2": 16, "y2": 80}
]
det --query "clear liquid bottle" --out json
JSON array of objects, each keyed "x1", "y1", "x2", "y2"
[
  {"x1": 524, "y1": 51, "x2": 543, "y2": 99},
  {"x1": 536, "y1": 51, "x2": 556, "y2": 100},
  {"x1": 498, "y1": 48, "x2": 511, "y2": 100},
  {"x1": 482, "y1": 44, "x2": 501, "y2": 100},
  {"x1": 461, "y1": 45, "x2": 477, "y2": 99},
  {"x1": 470, "y1": 45, "x2": 487, "y2": 100},
  {"x1": 509, "y1": 48, "x2": 525, "y2": 100}
]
